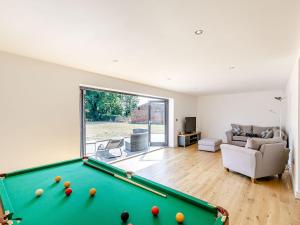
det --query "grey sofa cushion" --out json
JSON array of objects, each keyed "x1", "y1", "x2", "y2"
[
  {"x1": 231, "y1": 124, "x2": 240, "y2": 129},
  {"x1": 232, "y1": 127, "x2": 242, "y2": 135},
  {"x1": 261, "y1": 129, "x2": 273, "y2": 138},
  {"x1": 253, "y1": 126, "x2": 272, "y2": 137},
  {"x1": 273, "y1": 128, "x2": 280, "y2": 137},
  {"x1": 240, "y1": 125, "x2": 252, "y2": 134},
  {"x1": 245, "y1": 138, "x2": 283, "y2": 150},
  {"x1": 232, "y1": 136, "x2": 249, "y2": 142},
  {"x1": 231, "y1": 124, "x2": 241, "y2": 135},
  {"x1": 232, "y1": 124, "x2": 252, "y2": 134}
]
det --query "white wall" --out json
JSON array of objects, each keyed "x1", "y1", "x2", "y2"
[
  {"x1": 285, "y1": 56, "x2": 300, "y2": 198},
  {"x1": 0, "y1": 51, "x2": 197, "y2": 172},
  {"x1": 197, "y1": 90, "x2": 285, "y2": 142}
]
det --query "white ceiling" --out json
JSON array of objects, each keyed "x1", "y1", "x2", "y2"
[{"x1": 0, "y1": 0, "x2": 299, "y2": 95}]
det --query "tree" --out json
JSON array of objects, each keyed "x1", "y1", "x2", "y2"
[
  {"x1": 84, "y1": 90, "x2": 139, "y2": 121},
  {"x1": 84, "y1": 90, "x2": 101, "y2": 121},
  {"x1": 123, "y1": 95, "x2": 139, "y2": 117}
]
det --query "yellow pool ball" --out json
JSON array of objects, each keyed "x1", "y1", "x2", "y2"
[
  {"x1": 176, "y1": 212, "x2": 185, "y2": 223},
  {"x1": 64, "y1": 181, "x2": 71, "y2": 188},
  {"x1": 89, "y1": 188, "x2": 96, "y2": 197},
  {"x1": 54, "y1": 176, "x2": 62, "y2": 183}
]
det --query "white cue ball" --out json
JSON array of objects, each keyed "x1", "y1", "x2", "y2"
[{"x1": 35, "y1": 188, "x2": 44, "y2": 197}]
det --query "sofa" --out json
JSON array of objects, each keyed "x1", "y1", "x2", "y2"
[
  {"x1": 226, "y1": 124, "x2": 287, "y2": 147},
  {"x1": 125, "y1": 128, "x2": 149, "y2": 152},
  {"x1": 221, "y1": 138, "x2": 289, "y2": 182}
]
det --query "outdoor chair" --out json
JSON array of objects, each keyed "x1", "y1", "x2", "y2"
[
  {"x1": 96, "y1": 138, "x2": 124, "y2": 159},
  {"x1": 125, "y1": 129, "x2": 149, "y2": 152}
]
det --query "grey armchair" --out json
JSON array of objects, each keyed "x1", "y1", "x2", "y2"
[
  {"x1": 125, "y1": 128, "x2": 149, "y2": 152},
  {"x1": 221, "y1": 140, "x2": 289, "y2": 183}
]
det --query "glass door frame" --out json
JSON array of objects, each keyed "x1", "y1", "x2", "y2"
[
  {"x1": 148, "y1": 100, "x2": 169, "y2": 146},
  {"x1": 80, "y1": 86, "x2": 169, "y2": 157}
]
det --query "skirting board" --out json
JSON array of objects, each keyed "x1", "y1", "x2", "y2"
[{"x1": 289, "y1": 167, "x2": 300, "y2": 199}]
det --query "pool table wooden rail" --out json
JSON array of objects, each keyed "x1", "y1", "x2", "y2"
[
  {"x1": 86, "y1": 158, "x2": 229, "y2": 225},
  {"x1": 0, "y1": 157, "x2": 229, "y2": 225}
]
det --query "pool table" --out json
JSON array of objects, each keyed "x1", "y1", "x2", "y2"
[{"x1": 0, "y1": 158, "x2": 229, "y2": 225}]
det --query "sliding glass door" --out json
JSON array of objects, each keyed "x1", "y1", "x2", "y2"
[
  {"x1": 80, "y1": 87, "x2": 169, "y2": 159},
  {"x1": 149, "y1": 101, "x2": 168, "y2": 146}
]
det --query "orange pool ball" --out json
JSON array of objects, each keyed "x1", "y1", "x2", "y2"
[
  {"x1": 176, "y1": 212, "x2": 185, "y2": 223},
  {"x1": 54, "y1": 176, "x2": 61, "y2": 183},
  {"x1": 89, "y1": 188, "x2": 96, "y2": 197},
  {"x1": 64, "y1": 181, "x2": 71, "y2": 188}
]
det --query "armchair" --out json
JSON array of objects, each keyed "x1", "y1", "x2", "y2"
[
  {"x1": 125, "y1": 128, "x2": 149, "y2": 152},
  {"x1": 221, "y1": 141, "x2": 289, "y2": 182}
]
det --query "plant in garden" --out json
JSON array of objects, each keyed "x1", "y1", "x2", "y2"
[{"x1": 84, "y1": 90, "x2": 138, "y2": 122}]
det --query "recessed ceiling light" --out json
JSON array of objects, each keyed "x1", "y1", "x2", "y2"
[
  {"x1": 194, "y1": 29, "x2": 204, "y2": 35},
  {"x1": 229, "y1": 65, "x2": 236, "y2": 70},
  {"x1": 112, "y1": 59, "x2": 119, "y2": 63}
]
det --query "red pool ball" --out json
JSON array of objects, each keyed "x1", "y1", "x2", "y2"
[
  {"x1": 65, "y1": 188, "x2": 72, "y2": 196},
  {"x1": 152, "y1": 206, "x2": 159, "y2": 216}
]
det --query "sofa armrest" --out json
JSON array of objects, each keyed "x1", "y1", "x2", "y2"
[
  {"x1": 273, "y1": 129, "x2": 288, "y2": 142},
  {"x1": 220, "y1": 144, "x2": 262, "y2": 178},
  {"x1": 225, "y1": 130, "x2": 233, "y2": 144},
  {"x1": 258, "y1": 143, "x2": 290, "y2": 177}
]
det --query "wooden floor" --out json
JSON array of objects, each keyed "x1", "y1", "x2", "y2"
[{"x1": 115, "y1": 145, "x2": 300, "y2": 225}]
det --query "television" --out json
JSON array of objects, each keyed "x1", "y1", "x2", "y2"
[{"x1": 184, "y1": 117, "x2": 196, "y2": 134}]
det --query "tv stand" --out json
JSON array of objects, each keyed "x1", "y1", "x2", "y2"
[{"x1": 178, "y1": 132, "x2": 201, "y2": 147}]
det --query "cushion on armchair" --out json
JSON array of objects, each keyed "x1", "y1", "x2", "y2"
[{"x1": 245, "y1": 137, "x2": 284, "y2": 150}]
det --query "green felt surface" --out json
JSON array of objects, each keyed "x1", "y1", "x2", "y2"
[{"x1": 0, "y1": 159, "x2": 224, "y2": 225}]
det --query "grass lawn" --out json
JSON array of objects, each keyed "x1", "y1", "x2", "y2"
[{"x1": 86, "y1": 122, "x2": 164, "y2": 142}]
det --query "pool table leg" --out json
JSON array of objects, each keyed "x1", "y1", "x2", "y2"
[
  {"x1": 251, "y1": 178, "x2": 256, "y2": 183},
  {"x1": 216, "y1": 206, "x2": 229, "y2": 225},
  {"x1": 0, "y1": 211, "x2": 11, "y2": 225},
  {"x1": 224, "y1": 218, "x2": 229, "y2": 225},
  {"x1": 0, "y1": 203, "x2": 3, "y2": 218}
]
